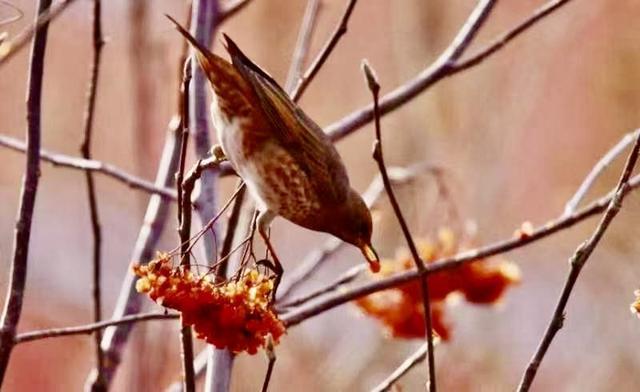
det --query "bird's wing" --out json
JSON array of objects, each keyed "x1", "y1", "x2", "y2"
[{"x1": 223, "y1": 34, "x2": 350, "y2": 204}]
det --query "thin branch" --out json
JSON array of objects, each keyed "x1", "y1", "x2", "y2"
[
  {"x1": 290, "y1": 0, "x2": 358, "y2": 102},
  {"x1": 177, "y1": 55, "x2": 196, "y2": 392},
  {"x1": 284, "y1": 0, "x2": 321, "y2": 93},
  {"x1": 277, "y1": 264, "x2": 364, "y2": 310},
  {"x1": 0, "y1": 134, "x2": 179, "y2": 199},
  {"x1": 516, "y1": 133, "x2": 640, "y2": 391},
  {"x1": 86, "y1": 108, "x2": 183, "y2": 391},
  {"x1": 453, "y1": 0, "x2": 571, "y2": 72},
  {"x1": 563, "y1": 129, "x2": 640, "y2": 216},
  {"x1": 15, "y1": 313, "x2": 179, "y2": 344},
  {"x1": 0, "y1": 0, "x2": 51, "y2": 385},
  {"x1": 281, "y1": 170, "x2": 640, "y2": 327},
  {"x1": 371, "y1": 342, "x2": 430, "y2": 392},
  {"x1": 79, "y1": 0, "x2": 105, "y2": 386},
  {"x1": 0, "y1": 0, "x2": 77, "y2": 67},
  {"x1": 0, "y1": 0, "x2": 51, "y2": 386},
  {"x1": 0, "y1": 1, "x2": 23, "y2": 26},
  {"x1": 325, "y1": 0, "x2": 573, "y2": 142},
  {"x1": 363, "y1": 61, "x2": 436, "y2": 392},
  {"x1": 276, "y1": 237, "x2": 343, "y2": 304}
]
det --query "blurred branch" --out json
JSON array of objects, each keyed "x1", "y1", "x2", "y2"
[
  {"x1": 364, "y1": 60, "x2": 436, "y2": 392},
  {"x1": 371, "y1": 342, "x2": 430, "y2": 392},
  {"x1": 325, "y1": 0, "x2": 573, "y2": 141},
  {"x1": 15, "y1": 313, "x2": 179, "y2": 344},
  {"x1": 563, "y1": 129, "x2": 640, "y2": 216},
  {"x1": 290, "y1": 0, "x2": 358, "y2": 102},
  {"x1": 86, "y1": 116, "x2": 183, "y2": 390},
  {"x1": 185, "y1": 1, "x2": 233, "y2": 390},
  {"x1": 0, "y1": 133, "x2": 179, "y2": 199},
  {"x1": 517, "y1": 133, "x2": 640, "y2": 391},
  {"x1": 0, "y1": 0, "x2": 77, "y2": 67},
  {"x1": 284, "y1": 0, "x2": 321, "y2": 93},
  {"x1": 79, "y1": 0, "x2": 105, "y2": 386},
  {"x1": 0, "y1": 1, "x2": 23, "y2": 26},
  {"x1": 218, "y1": 0, "x2": 254, "y2": 23},
  {"x1": 0, "y1": 0, "x2": 51, "y2": 385},
  {"x1": 281, "y1": 169, "x2": 640, "y2": 327}
]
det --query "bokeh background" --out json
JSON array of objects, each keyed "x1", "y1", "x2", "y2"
[{"x1": 1, "y1": 0, "x2": 640, "y2": 390}]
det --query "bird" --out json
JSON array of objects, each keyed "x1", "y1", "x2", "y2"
[{"x1": 167, "y1": 16, "x2": 380, "y2": 295}]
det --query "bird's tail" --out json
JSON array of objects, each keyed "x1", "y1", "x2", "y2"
[{"x1": 165, "y1": 15, "x2": 233, "y2": 87}]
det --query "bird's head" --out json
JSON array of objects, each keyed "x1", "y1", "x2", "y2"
[{"x1": 331, "y1": 189, "x2": 380, "y2": 273}]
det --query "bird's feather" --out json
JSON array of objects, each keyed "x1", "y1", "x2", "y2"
[{"x1": 223, "y1": 34, "x2": 350, "y2": 204}]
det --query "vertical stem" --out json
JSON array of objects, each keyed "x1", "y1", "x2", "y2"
[
  {"x1": 363, "y1": 62, "x2": 437, "y2": 392},
  {"x1": 0, "y1": 0, "x2": 52, "y2": 385},
  {"x1": 79, "y1": 0, "x2": 105, "y2": 388},
  {"x1": 177, "y1": 56, "x2": 196, "y2": 392}
]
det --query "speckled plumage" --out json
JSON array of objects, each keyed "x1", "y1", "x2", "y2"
[{"x1": 169, "y1": 17, "x2": 380, "y2": 274}]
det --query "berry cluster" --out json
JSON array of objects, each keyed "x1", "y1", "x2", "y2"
[
  {"x1": 134, "y1": 254, "x2": 285, "y2": 354},
  {"x1": 355, "y1": 228, "x2": 520, "y2": 340}
]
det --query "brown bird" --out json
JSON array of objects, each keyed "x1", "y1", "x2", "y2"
[{"x1": 168, "y1": 17, "x2": 380, "y2": 293}]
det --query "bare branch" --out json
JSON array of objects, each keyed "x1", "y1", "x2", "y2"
[
  {"x1": 0, "y1": 0, "x2": 78, "y2": 67},
  {"x1": 454, "y1": 0, "x2": 571, "y2": 72},
  {"x1": 284, "y1": 0, "x2": 321, "y2": 93},
  {"x1": 563, "y1": 129, "x2": 640, "y2": 216},
  {"x1": 15, "y1": 313, "x2": 178, "y2": 344},
  {"x1": 79, "y1": 0, "x2": 105, "y2": 385},
  {"x1": 0, "y1": 0, "x2": 51, "y2": 384},
  {"x1": 0, "y1": 133, "x2": 178, "y2": 199},
  {"x1": 517, "y1": 133, "x2": 640, "y2": 391},
  {"x1": 325, "y1": 0, "x2": 573, "y2": 142},
  {"x1": 177, "y1": 54, "x2": 196, "y2": 392},
  {"x1": 87, "y1": 116, "x2": 183, "y2": 389},
  {"x1": 290, "y1": 0, "x2": 358, "y2": 102},
  {"x1": 281, "y1": 171, "x2": 640, "y2": 327},
  {"x1": 364, "y1": 60, "x2": 436, "y2": 391}
]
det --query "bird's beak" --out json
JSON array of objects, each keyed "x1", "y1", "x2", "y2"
[{"x1": 360, "y1": 243, "x2": 380, "y2": 273}]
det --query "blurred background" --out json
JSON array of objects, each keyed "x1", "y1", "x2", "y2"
[{"x1": 1, "y1": 0, "x2": 640, "y2": 390}]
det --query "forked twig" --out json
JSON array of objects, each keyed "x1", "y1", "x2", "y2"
[
  {"x1": 325, "y1": 0, "x2": 573, "y2": 141},
  {"x1": 290, "y1": 0, "x2": 358, "y2": 102},
  {"x1": 517, "y1": 133, "x2": 640, "y2": 391},
  {"x1": 0, "y1": 0, "x2": 77, "y2": 66},
  {"x1": 563, "y1": 129, "x2": 640, "y2": 216}
]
